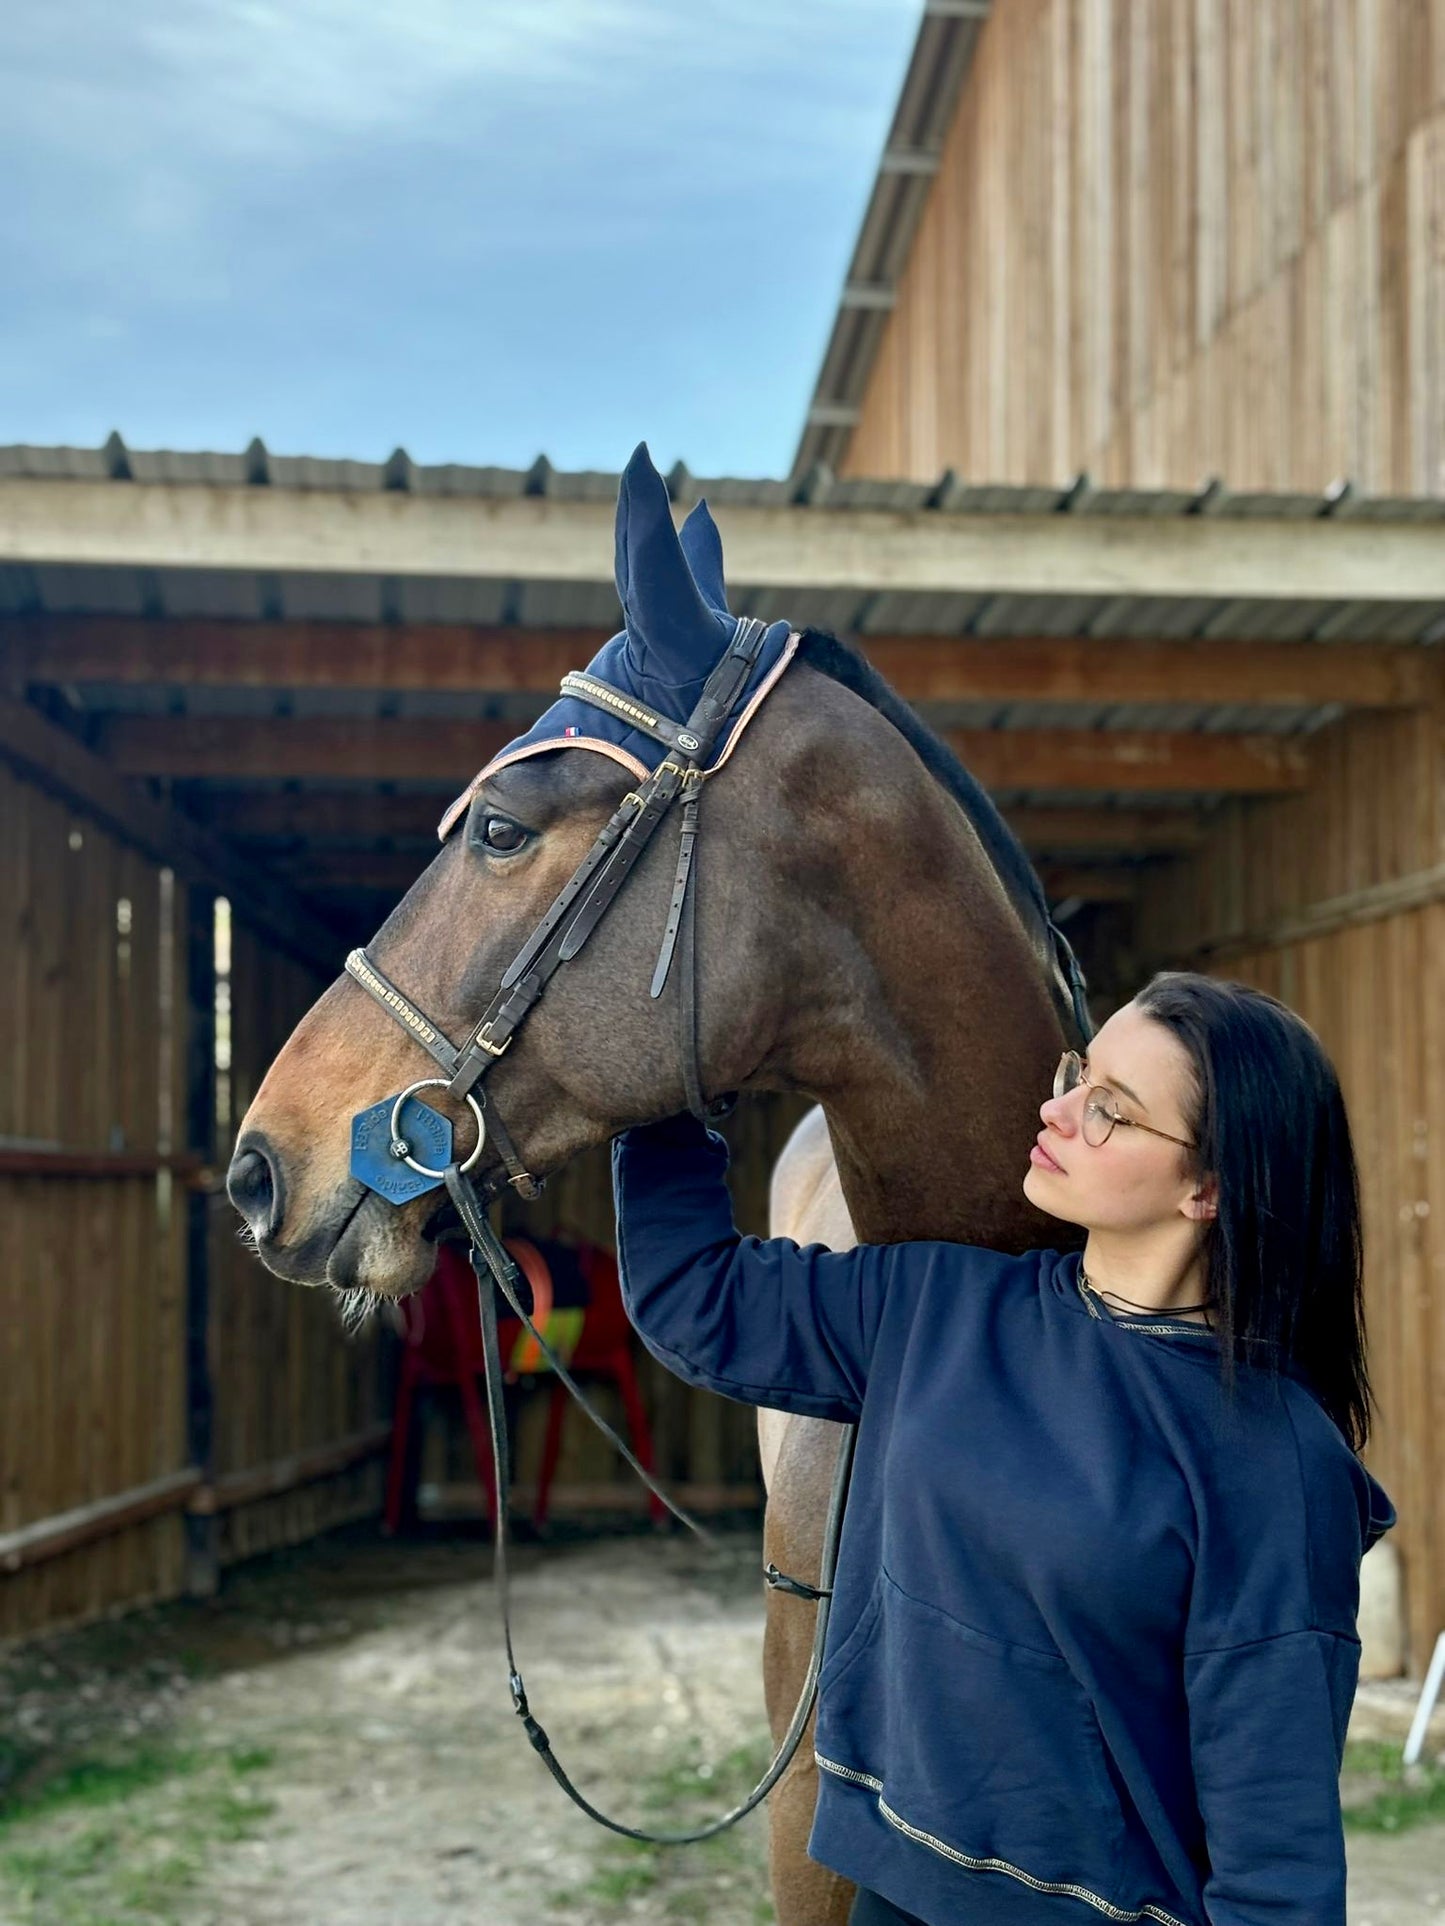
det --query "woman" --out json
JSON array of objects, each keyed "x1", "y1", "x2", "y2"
[{"x1": 611, "y1": 972, "x2": 1396, "y2": 1926}]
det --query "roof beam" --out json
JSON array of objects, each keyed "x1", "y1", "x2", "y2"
[
  {"x1": 957, "y1": 730, "x2": 1306, "y2": 794},
  {"x1": 214, "y1": 793, "x2": 1211, "y2": 856},
  {"x1": 6, "y1": 480, "x2": 1444, "y2": 605},
  {"x1": 271, "y1": 852, "x2": 435, "y2": 894},
  {"x1": 13, "y1": 616, "x2": 1428, "y2": 709},
  {"x1": 14, "y1": 618, "x2": 591, "y2": 694},
  {"x1": 1002, "y1": 808, "x2": 1208, "y2": 854},
  {"x1": 204, "y1": 789, "x2": 449, "y2": 842},
  {"x1": 1038, "y1": 866, "x2": 1140, "y2": 905},
  {"x1": 865, "y1": 635, "x2": 1423, "y2": 708},
  {"x1": 102, "y1": 717, "x2": 512, "y2": 782},
  {"x1": 0, "y1": 697, "x2": 343, "y2": 974},
  {"x1": 99, "y1": 715, "x2": 1311, "y2": 794},
  {"x1": 252, "y1": 840, "x2": 1179, "y2": 907}
]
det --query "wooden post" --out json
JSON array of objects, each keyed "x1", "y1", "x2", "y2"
[{"x1": 183, "y1": 886, "x2": 219, "y2": 1597}]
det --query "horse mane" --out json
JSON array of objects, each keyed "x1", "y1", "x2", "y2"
[{"x1": 796, "y1": 627, "x2": 1074, "y2": 1015}]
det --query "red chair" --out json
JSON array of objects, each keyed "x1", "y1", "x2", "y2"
[{"x1": 383, "y1": 1234, "x2": 664, "y2": 1534}]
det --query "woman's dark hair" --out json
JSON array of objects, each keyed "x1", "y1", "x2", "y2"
[{"x1": 1133, "y1": 970, "x2": 1375, "y2": 1451}]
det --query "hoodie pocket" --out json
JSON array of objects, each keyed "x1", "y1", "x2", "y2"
[
  {"x1": 816, "y1": 1566, "x2": 1146, "y2": 1905},
  {"x1": 817, "y1": 1574, "x2": 884, "y2": 1697}
]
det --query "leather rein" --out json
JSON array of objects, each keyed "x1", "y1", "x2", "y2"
[{"x1": 341, "y1": 615, "x2": 1095, "y2": 1843}]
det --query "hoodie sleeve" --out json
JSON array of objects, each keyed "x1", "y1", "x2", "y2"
[
  {"x1": 1183, "y1": 1626, "x2": 1358, "y2": 1925},
  {"x1": 610, "y1": 1112, "x2": 908, "y2": 1421}
]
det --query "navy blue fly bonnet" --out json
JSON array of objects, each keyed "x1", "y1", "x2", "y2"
[{"x1": 440, "y1": 443, "x2": 796, "y2": 838}]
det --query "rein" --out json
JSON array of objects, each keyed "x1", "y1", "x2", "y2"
[{"x1": 342, "y1": 616, "x2": 1094, "y2": 1842}]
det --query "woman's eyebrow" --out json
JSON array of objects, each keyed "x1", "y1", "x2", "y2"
[{"x1": 1086, "y1": 1057, "x2": 1149, "y2": 1111}]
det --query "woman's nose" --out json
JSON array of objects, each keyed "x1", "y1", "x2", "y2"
[{"x1": 1039, "y1": 1090, "x2": 1077, "y2": 1133}]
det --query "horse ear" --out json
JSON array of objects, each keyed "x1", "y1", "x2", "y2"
[
  {"x1": 614, "y1": 443, "x2": 727, "y2": 682},
  {"x1": 678, "y1": 498, "x2": 729, "y2": 613}
]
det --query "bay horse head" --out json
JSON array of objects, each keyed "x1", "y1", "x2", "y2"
[{"x1": 228, "y1": 444, "x2": 1076, "y2": 1299}]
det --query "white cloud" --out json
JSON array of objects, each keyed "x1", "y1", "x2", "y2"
[{"x1": 137, "y1": 0, "x2": 651, "y2": 156}]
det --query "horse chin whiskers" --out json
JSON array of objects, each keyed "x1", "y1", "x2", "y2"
[{"x1": 327, "y1": 1282, "x2": 382, "y2": 1334}]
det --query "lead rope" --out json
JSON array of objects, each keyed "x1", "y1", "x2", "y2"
[{"x1": 443, "y1": 1162, "x2": 855, "y2": 1843}]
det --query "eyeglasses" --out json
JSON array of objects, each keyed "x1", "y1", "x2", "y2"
[{"x1": 1052, "y1": 1051, "x2": 1196, "y2": 1151}]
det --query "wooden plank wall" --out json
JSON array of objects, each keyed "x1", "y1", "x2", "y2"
[
  {"x1": 0, "y1": 763, "x2": 188, "y2": 1640},
  {"x1": 1134, "y1": 677, "x2": 1445, "y2": 1671},
  {"x1": 207, "y1": 917, "x2": 392, "y2": 1566},
  {"x1": 846, "y1": 0, "x2": 1445, "y2": 494},
  {"x1": 0, "y1": 769, "x2": 396, "y2": 1639}
]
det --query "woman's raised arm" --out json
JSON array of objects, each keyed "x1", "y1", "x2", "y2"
[{"x1": 612, "y1": 1112, "x2": 909, "y2": 1422}]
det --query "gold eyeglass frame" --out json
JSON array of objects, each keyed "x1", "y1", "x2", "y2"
[{"x1": 1053, "y1": 1050, "x2": 1197, "y2": 1151}]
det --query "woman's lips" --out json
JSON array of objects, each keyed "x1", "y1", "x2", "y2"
[{"x1": 1030, "y1": 1136, "x2": 1066, "y2": 1175}]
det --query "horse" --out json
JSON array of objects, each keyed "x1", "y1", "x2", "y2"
[{"x1": 227, "y1": 444, "x2": 1087, "y2": 1926}]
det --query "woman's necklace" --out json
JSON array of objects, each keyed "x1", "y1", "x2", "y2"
[{"x1": 1079, "y1": 1266, "x2": 1213, "y2": 1319}]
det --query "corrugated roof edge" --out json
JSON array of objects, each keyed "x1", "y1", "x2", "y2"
[{"x1": 2, "y1": 437, "x2": 1443, "y2": 525}]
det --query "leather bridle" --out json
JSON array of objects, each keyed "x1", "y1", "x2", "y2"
[
  {"x1": 344, "y1": 616, "x2": 857, "y2": 1842},
  {"x1": 342, "y1": 614, "x2": 1095, "y2": 1843}
]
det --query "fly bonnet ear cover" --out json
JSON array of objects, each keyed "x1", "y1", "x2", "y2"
[{"x1": 438, "y1": 443, "x2": 798, "y2": 838}]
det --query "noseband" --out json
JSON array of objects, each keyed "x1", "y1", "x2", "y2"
[{"x1": 343, "y1": 617, "x2": 855, "y2": 1843}]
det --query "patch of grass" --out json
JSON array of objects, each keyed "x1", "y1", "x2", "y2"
[
  {"x1": 1341, "y1": 1738, "x2": 1445, "y2": 1835},
  {"x1": 582, "y1": 1854, "x2": 663, "y2": 1903},
  {"x1": 0, "y1": 1741, "x2": 277, "y2": 1924},
  {"x1": 0, "y1": 1741, "x2": 198, "y2": 1831}
]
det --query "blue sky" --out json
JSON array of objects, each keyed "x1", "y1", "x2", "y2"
[{"x1": 1, "y1": 1, "x2": 920, "y2": 477}]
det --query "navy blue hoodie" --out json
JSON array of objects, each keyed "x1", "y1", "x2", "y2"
[{"x1": 612, "y1": 1115, "x2": 1397, "y2": 1926}]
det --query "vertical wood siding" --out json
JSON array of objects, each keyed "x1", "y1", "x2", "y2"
[
  {"x1": 846, "y1": 0, "x2": 1445, "y2": 495},
  {"x1": 1135, "y1": 678, "x2": 1445, "y2": 1669},
  {"x1": 206, "y1": 915, "x2": 391, "y2": 1569},
  {"x1": 0, "y1": 764, "x2": 188, "y2": 1639}
]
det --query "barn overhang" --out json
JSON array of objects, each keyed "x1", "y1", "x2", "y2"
[{"x1": 2, "y1": 439, "x2": 1443, "y2": 966}]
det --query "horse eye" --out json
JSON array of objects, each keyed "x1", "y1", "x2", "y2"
[{"x1": 478, "y1": 814, "x2": 529, "y2": 855}]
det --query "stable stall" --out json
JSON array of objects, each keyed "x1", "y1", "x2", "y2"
[{"x1": 2, "y1": 439, "x2": 1442, "y2": 1658}]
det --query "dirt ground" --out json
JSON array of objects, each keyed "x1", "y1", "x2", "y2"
[{"x1": 1, "y1": 1520, "x2": 1442, "y2": 1926}]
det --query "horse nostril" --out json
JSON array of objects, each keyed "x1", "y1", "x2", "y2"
[{"x1": 227, "y1": 1141, "x2": 281, "y2": 1239}]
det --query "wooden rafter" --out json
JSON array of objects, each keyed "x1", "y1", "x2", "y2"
[
  {"x1": 100, "y1": 714, "x2": 1312, "y2": 794},
  {"x1": 11, "y1": 614, "x2": 1429, "y2": 710},
  {"x1": 1038, "y1": 866, "x2": 1141, "y2": 904},
  {"x1": 275, "y1": 854, "x2": 1161, "y2": 908},
  {"x1": 216, "y1": 795, "x2": 1213, "y2": 855},
  {"x1": 270, "y1": 852, "x2": 436, "y2": 893},
  {"x1": 201, "y1": 789, "x2": 448, "y2": 842},
  {"x1": 1002, "y1": 807, "x2": 1208, "y2": 853}
]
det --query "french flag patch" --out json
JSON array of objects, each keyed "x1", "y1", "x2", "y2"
[{"x1": 564, "y1": 725, "x2": 581, "y2": 737}]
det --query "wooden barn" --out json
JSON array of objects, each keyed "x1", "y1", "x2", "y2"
[{"x1": 2, "y1": 0, "x2": 1444, "y2": 1679}]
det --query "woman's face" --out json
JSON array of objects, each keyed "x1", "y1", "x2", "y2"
[{"x1": 1023, "y1": 1000, "x2": 1217, "y2": 1235}]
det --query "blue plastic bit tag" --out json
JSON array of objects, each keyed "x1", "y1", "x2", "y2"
[{"x1": 350, "y1": 1093, "x2": 454, "y2": 1204}]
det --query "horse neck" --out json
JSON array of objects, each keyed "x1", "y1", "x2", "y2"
[{"x1": 800, "y1": 812, "x2": 1071, "y2": 1254}]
